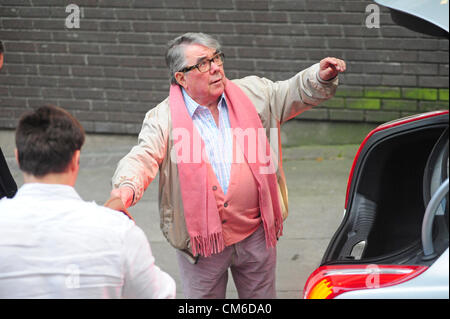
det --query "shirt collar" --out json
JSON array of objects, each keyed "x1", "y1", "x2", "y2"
[
  {"x1": 16, "y1": 183, "x2": 82, "y2": 201},
  {"x1": 181, "y1": 88, "x2": 227, "y2": 118}
]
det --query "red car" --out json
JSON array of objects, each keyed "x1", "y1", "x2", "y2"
[
  {"x1": 304, "y1": 110, "x2": 448, "y2": 298},
  {"x1": 303, "y1": 0, "x2": 448, "y2": 299}
]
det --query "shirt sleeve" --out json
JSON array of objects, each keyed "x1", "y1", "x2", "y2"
[{"x1": 121, "y1": 225, "x2": 176, "y2": 299}]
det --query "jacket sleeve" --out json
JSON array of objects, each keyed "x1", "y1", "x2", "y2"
[
  {"x1": 235, "y1": 63, "x2": 338, "y2": 124},
  {"x1": 111, "y1": 101, "x2": 169, "y2": 205}
]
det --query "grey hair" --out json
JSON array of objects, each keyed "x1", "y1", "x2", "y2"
[{"x1": 165, "y1": 32, "x2": 222, "y2": 85}]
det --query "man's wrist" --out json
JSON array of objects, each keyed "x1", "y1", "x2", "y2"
[
  {"x1": 316, "y1": 71, "x2": 337, "y2": 84},
  {"x1": 118, "y1": 184, "x2": 136, "y2": 207}
]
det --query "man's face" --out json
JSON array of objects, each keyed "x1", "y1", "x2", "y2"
[{"x1": 175, "y1": 44, "x2": 226, "y2": 108}]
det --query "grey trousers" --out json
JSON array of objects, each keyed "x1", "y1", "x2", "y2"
[{"x1": 176, "y1": 225, "x2": 277, "y2": 299}]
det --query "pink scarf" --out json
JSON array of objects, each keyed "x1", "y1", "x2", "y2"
[{"x1": 169, "y1": 79, "x2": 283, "y2": 257}]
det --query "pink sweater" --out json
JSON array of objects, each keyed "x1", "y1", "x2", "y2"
[{"x1": 207, "y1": 140, "x2": 261, "y2": 246}]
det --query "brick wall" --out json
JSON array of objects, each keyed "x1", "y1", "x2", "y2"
[{"x1": 0, "y1": 0, "x2": 448, "y2": 134}]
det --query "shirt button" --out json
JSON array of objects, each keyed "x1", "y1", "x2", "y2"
[
  {"x1": 212, "y1": 186, "x2": 217, "y2": 191},
  {"x1": 223, "y1": 202, "x2": 228, "y2": 208}
]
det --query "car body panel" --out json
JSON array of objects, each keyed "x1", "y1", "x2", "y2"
[
  {"x1": 344, "y1": 110, "x2": 449, "y2": 210},
  {"x1": 336, "y1": 249, "x2": 449, "y2": 299},
  {"x1": 321, "y1": 111, "x2": 449, "y2": 265},
  {"x1": 304, "y1": 110, "x2": 449, "y2": 299},
  {"x1": 303, "y1": 0, "x2": 449, "y2": 299},
  {"x1": 375, "y1": 0, "x2": 449, "y2": 32}
]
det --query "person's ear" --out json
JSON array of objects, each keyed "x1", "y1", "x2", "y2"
[
  {"x1": 175, "y1": 72, "x2": 187, "y2": 88},
  {"x1": 14, "y1": 148, "x2": 20, "y2": 168},
  {"x1": 66, "y1": 150, "x2": 80, "y2": 186},
  {"x1": 71, "y1": 150, "x2": 81, "y2": 173}
]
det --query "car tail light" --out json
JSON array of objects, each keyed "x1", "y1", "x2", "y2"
[{"x1": 303, "y1": 264, "x2": 428, "y2": 299}]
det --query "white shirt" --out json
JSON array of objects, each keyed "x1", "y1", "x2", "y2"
[{"x1": 0, "y1": 183, "x2": 175, "y2": 299}]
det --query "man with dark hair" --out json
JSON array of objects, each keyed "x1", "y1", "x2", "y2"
[
  {"x1": 0, "y1": 105, "x2": 175, "y2": 299},
  {"x1": 14, "y1": 105, "x2": 85, "y2": 178},
  {"x1": 0, "y1": 40, "x2": 18, "y2": 199}
]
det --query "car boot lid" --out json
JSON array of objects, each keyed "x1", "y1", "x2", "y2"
[{"x1": 375, "y1": 0, "x2": 449, "y2": 32}]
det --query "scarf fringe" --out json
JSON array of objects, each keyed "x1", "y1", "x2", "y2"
[
  {"x1": 191, "y1": 232, "x2": 225, "y2": 257},
  {"x1": 262, "y1": 211, "x2": 284, "y2": 249}
]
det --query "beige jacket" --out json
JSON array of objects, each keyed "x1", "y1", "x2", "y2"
[{"x1": 112, "y1": 63, "x2": 338, "y2": 256}]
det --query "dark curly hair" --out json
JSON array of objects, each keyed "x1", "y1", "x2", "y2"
[{"x1": 15, "y1": 105, "x2": 85, "y2": 177}]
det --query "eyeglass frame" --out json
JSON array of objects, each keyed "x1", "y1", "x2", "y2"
[{"x1": 179, "y1": 51, "x2": 225, "y2": 74}]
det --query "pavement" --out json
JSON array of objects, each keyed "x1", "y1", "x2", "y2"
[{"x1": 0, "y1": 128, "x2": 360, "y2": 299}]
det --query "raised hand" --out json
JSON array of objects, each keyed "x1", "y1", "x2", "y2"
[{"x1": 318, "y1": 57, "x2": 346, "y2": 81}]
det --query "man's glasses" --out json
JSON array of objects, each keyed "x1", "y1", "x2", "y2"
[{"x1": 180, "y1": 52, "x2": 225, "y2": 73}]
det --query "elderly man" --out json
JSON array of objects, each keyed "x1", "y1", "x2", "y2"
[
  {"x1": 111, "y1": 32, "x2": 345, "y2": 299},
  {"x1": 0, "y1": 105, "x2": 175, "y2": 299}
]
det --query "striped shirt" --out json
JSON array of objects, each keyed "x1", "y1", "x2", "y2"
[{"x1": 182, "y1": 89, "x2": 233, "y2": 194}]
